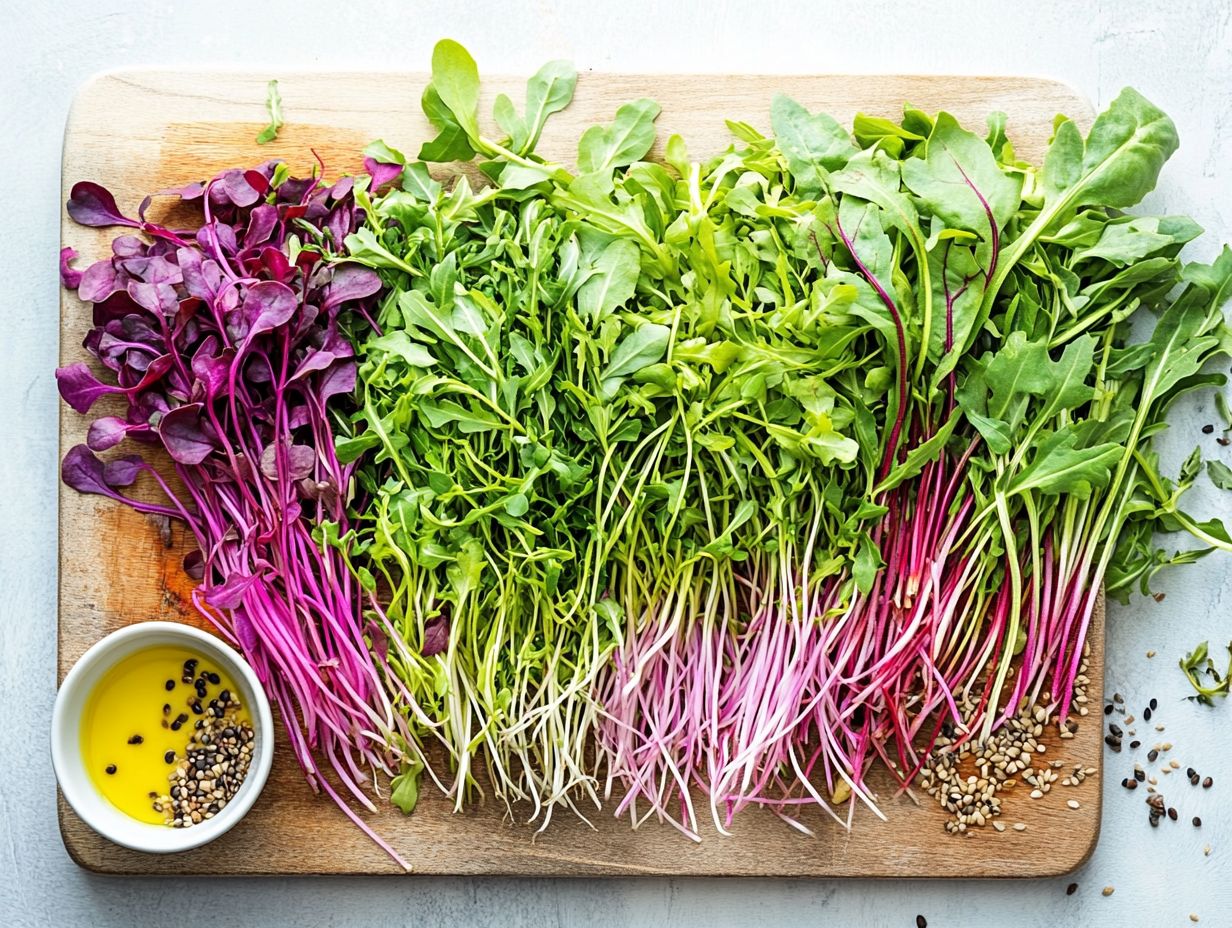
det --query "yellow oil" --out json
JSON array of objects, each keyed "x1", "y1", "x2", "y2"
[{"x1": 80, "y1": 645, "x2": 249, "y2": 824}]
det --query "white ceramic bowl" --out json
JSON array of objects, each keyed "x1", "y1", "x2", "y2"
[{"x1": 51, "y1": 621, "x2": 274, "y2": 854}]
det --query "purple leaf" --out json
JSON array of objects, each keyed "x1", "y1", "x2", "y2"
[
  {"x1": 102, "y1": 454, "x2": 146, "y2": 487},
  {"x1": 60, "y1": 247, "x2": 83, "y2": 289},
  {"x1": 66, "y1": 181, "x2": 139, "y2": 228},
  {"x1": 56, "y1": 362, "x2": 119, "y2": 414},
  {"x1": 191, "y1": 347, "x2": 235, "y2": 402},
  {"x1": 259, "y1": 441, "x2": 316, "y2": 481},
  {"x1": 240, "y1": 280, "x2": 298, "y2": 340},
  {"x1": 216, "y1": 169, "x2": 261, "y2": 208},
  {"x1": 289, "y1": 348, "x2": 337, "y2": 382},
  {"x1": 321, "y1": 265, "x2": 381, "y2": 311},
  {"x1": 299, "y1": 477, "x2": 339, "y2": 509},
  {"x1": 127, "y1": 280, "x2": 179, "y2": 316},
  {"x1": 78, "y1": 260, "x2": 121, "y2": 303},
  {"x1": 319, "y1": 359, "x2": 357, "y2": 403},
  {"x1": 86, "y1": 415, "x2": 132, "y2": 451},
  {"x1": 421, "y1": 615, "x2": 450, "y2": 657},
  {"x1": 205, "y1": 571, "x2": 262, "y2": 610},
  {"x1": 183, "y1": 549, "x2": 205, "y2": 581},
  {"x1": 245, "y1": 203, "x2": 279, "y2": 247},
  {"x1": 158, "y1": 402, "x2": 215, "y2": 464},
  {"x1": 61, "y1": 444, "x2": 115, "y2": 496},
  {"x1": 363, "y1": 156, "x2": 404, "y2": 192},
  {"x1": 112, "y1": 235, "x2": 146, "y2": 258},
  {"x1": 259, "y1": 245, "x2": 292, "y2": 282}
]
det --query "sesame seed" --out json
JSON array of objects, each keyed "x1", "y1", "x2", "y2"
[
  {"x1": 1067, "y1": 800, "x2": 1080, "y2": 810},
  {"x1": 1066, "y1": 883, "x2": 1078, "y2": 895}
]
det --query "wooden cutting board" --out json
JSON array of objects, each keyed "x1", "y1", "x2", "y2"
[{"x1": 58, "y1": 70, "x2": 1102, "y2": 876}]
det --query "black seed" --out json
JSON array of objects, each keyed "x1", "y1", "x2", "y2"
[
  {"x1": 1109, "y1": 723, "x2": 1123, "y2": 737},
  {"x1": 191, "y1": 701, "x2": 204, "y2": 715},
  {"x1": 1129, "y1": 740, "x2": 1141, "y2": 749},
  {"x1": 165, "y1": 679, "x2": 175, "y2": 691},
  {"x1": 1149, "y1": 698, "x2": 1158, "y2": 711},
  {"x1": 161, "y1": 720, "x2": 169, "y2": 729},
  {"x1": 1066, "y1": 883, "x2": 1078, "y2": 896},
  {"x1": 1191, "y1": 773, "x2": 1201, "y2": 785},
  {"x1": 1149, "y1": 816, "x2": 1160, "y2": 828},
  {"x1": 1135, "y1": 768, "x2": 1146, "y2": 782},
  {"x1": 1104, "y1": 704, "x2": 1114, "y2": 715},
  {"x1": 916, "y1": 917, "x2": 927, "y2": 928},
  {"x1": 1144, "y1": 708, "x2": 1152, "y2": 721},
  {"x1": 1125, "y1": 778, "x2": 1138, "y2": 790},
  {"x1": 127, "y1": 734, "x2": 143, "y2": 745},
  {"x1": 1202, "y1": 423, "x2": 1214, "y2": 434},
  {"x1": 195, "y1": 719, "x2": 204, "y2": 730},
  {"x1": 1203, "y1": 776, "x2": 1213, "y2": 788},
  {"x1": 170, "y1": 721, "x2": 182, "y2": 732},
  {"x1": 162, "y1": 703, "x2": 171, "y2": 716},
  {"x1": 206, "y1": 671, "x2": 221, "y2": 685},
  {"x1": 1105, "y1": 735, "x2": 1122, "y2": 751},
  {"x1": 1168, "y1": 808, "x2": 1178, "y2": 821},
  {"x1": 148, "y1": 791, "x2": 157, "y2": 799},
  {"x1": 1148, "y1": 749, "x2": 1159, "y2": 763},
  {"x1": 219, "y1": 689, "x2": 231, "y2": 704},
  {"x1": 1193, "y1": 816, "x2": 1202, "y2": 827},
  {"x1": 104, "y1": 764, "x2": 117, "y2": 775},
  {"x1": 164, "y1": 750, "x2": 176, "y2": 764},
  {"x1": 1219, "y1": 436, "x2": 1231, "y2": 446}
]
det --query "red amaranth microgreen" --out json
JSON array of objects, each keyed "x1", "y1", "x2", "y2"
[{"x1": 58, "y1": 164, "x2": 411, "y2": 868}]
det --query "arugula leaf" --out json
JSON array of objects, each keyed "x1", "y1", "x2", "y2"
[
  {"x1": 255, "y1": 79, "x2": 284, "y2": 145},
  {"x1": 771, "y1": 95, "x2": 857, "y2": 196},
  {"x1": 577, "y1": 100, "x2": 661, "y2": 174},
  {"x1": 1208, "y1": 460, "x2": 1232, "y2": 491}
]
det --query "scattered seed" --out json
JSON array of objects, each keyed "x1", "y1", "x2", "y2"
[
  {"x1": 1066, "y1": 882, "x2": 1078, "y2": 896},
  {"x1": 1203, "y1": 776, "x2": 1213, "y2": 788},
  {"x1": 1168, "y1": 808, "x2": 1178, "y2": 821},
  {"x1": 1067, "y1": 800, "x2": 1081, "y2": 810},
  {"x1": 1102, "y1": 886, "x2": 1114, "y2": 897},
  {"x1": 1189, "y1": 915, "x2": 1199, "y2": 923},
  {"x1": 1103, "y1": 704, "x2": 1113, "y2": 715},
  {"x1": 126, "y1": 734, "x2": 143, "y2": 745},
  {"x1": 1148, "y1": 749, "x2": 1159, "y2": 763},
  {"x1": 164, "y1": 750, "x2": 176, "y2": 764},
  {"x1": 104, "y1": 764, "x2": 116, "y2": 775},
  {"x1": 164, "y1": 679, "x2": 175, "y2": 691},
  {"x1": 1204, "y1": 844, "x2": 1212, "y2": 856},
  {"x1": 1193, "y1": 816, "x2": 1202, "y2": 827},
  {"x1": 916, "y1": 917, "x2": 927, "y2": 928},
  {"x1": 992, "y1": 821, "x2": 1006, "y2": 832},
  {"x1": 1130, "y1": 740, "x2": 1141, "y2": 749},
  {"x1": 1013, "y1": 822, "x2": 1027, "y2": 832},
  {"x1": 1146, "y1": 649, "x2": 1156, "y2": 658},
  {"x1": 1144, "y1": 707, "x2": 1152, "y2": 722},
  {"x1": 1202, "y1": 423, "x2": 1214, "y2": 434}
]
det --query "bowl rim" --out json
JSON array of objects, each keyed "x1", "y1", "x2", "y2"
[{"x1": 52, "y1": 621, "x2": 274, "y2": 854}]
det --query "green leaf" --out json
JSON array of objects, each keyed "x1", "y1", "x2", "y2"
[
  {"x1": 901, "y1": 111, "x2": 1021, "y2": 234},
  {"x1": 390, "y1": 758, "x2": 424, "y2": 814},
  {"x1": 1010, "y1": 426, "x2": 1122, "y2": 498},
  {"x1": 577, "y1": 239, "x2": 640, "y2": 320},
  {"x1": 517, "y1": 60, "x2": 577, "y2": 154},
  {"x1": 1208, "y1": 460, "x2": 1232, "y2": 491},
  {"x1": 770, "y1": 95, "x2": 858, "y2": 196},
  {"x1": 577, "y1": 99, "x2": 661, "y2": 175},
  {"x1": 419, "y1": 85, "x2": 478, "y2": 162},
  {"x1": 853, "y1": 533, "x2": 884, "y2": 594},
  {"x1": 335, "y1": 431, "x2": 381, "y2": 464},
  {"x1": 599, "y1": 324, "x2": 670, "y2": 399},
  {"x1": 255, "y1": 79, "x2": 283, "y2": 145},
  {"x1": 875, "y1": 411, "x2": 960, "y2": 494},
  {"x1": 364, "y1": 139, "x2": 407, "y2": 165},
  {"x1": 504, "y1": 493, "x2": 530, "y2": 517},
  {"x1": 429, "y1": 39, "x2": 481, "y2": 139},
  {"x1": 369, "y1": 330, "x2": 438, "y2": 368},
  {"x1": 1042, "y1": 88, "x2": 1179, "y2": 217}
]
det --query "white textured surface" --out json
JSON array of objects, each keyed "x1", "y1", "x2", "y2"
[{"x1": 2, "y1": 0, "x2": 1230, "y2": 924}]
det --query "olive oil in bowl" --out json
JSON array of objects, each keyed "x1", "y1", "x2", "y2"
[{"x1": 80, "y1": 646, "x2": 250, "y2": 824}]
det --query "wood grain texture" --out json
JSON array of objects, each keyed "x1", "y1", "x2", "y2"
[{"x1": 59, "y1": 70, "x2": 1100, "y2": 877}]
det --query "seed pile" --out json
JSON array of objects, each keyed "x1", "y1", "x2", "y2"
[
  {"x1": 920, "y1": 645, "x2": 1093, "y2": 833},
  {"x1": 152, "y1": 680, "x2": 255, "y2": 828}
]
